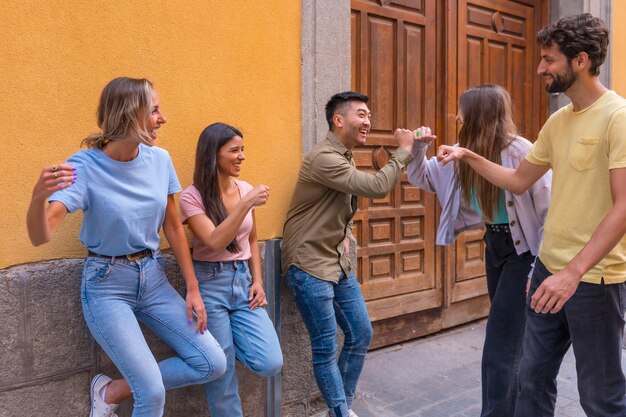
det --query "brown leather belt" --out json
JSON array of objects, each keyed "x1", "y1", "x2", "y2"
[{"x1": 87, "y1": 248, "x2": 153, "y2": 261}]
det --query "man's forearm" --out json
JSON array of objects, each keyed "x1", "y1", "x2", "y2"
[
  {"x1": 463, "y1": 150, "x2": 526, "y2": 194},
  {"x1": 338, "y1": 149, "x2": 413, "y2": 198}
]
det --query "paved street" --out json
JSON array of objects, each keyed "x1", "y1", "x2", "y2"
[{"x1": 314, "y1": 319, "x2": 626, "y2": 417}]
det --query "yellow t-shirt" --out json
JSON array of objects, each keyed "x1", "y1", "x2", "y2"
[{"x1": 526, "y1": 90, "x2": 626, "y2": 284}]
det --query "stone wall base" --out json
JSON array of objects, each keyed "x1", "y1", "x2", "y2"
[{"x1": 0, "y1": 240, "x2": 325, "y2": 417}]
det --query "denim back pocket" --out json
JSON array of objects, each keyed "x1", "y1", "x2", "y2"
[
  {"x1": 82, "y1": 258, "x2": 112, "y2": 283},
  {"x1": 570, "y1": 137, "x2": 600, "y2": 171}
]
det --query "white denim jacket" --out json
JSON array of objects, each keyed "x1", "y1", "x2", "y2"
[{"x1": 407, "y1": 137, "x2": 551, "y2": 256}]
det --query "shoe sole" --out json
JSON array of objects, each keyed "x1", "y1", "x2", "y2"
[{"x1": 89, "y1": 374, "x2": 102, "y2": 417}]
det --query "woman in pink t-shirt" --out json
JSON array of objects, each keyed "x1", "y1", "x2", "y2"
[{"x1": 179, "y1": 122, "x2": 282, "y2": 417}]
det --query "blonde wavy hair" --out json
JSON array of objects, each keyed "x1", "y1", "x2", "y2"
[{"x1": 82, "y1": 77, "x2": 154, "y2": 149}]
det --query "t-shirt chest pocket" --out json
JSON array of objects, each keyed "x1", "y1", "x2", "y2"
[{"x1": 570, "y1": 137, "x2": 601, "y2": 171}]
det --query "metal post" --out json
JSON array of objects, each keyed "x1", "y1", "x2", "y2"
[{"x1": 264, "y1": 239, "x2": 282, "y2": 417}]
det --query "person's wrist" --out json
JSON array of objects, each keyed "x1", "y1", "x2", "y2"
[
  {"x1": 563, "y1": 263, "x2": 585, "y2": 282},
  {"x1": 399, "y1": 143, "x2": 412, "y2": 152},
  {"x1": 240, "y1": 195, "x2": 254, "y2": 210},
  {"x1": 413, "y1": 140, "x2": 429, "y2": 150},
  {"x1": 31, "y1": 192, "x2": 48, "y2": 205},
  {"x1": 461, "y1": 148, "x2": 473, "y2": 160}
]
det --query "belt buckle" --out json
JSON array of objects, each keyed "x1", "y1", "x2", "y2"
[{"x1": 126, "y1": 252, "x2": 145, "y2": 261}]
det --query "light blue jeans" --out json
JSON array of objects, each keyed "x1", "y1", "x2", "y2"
[
  {"x1": 81, "y1": 253, "x2": 227, "y2": 417},
  {"x1": 194, "y1": 259, "x2": 283, "y2": 417},
  {"x1": 286, "y1": 266, "x2": 373, "y2": 417}
]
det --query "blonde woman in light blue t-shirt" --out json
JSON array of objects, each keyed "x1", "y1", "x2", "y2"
[{"x1": 26, "y1": 77, "x2": 226, "y2": 417}]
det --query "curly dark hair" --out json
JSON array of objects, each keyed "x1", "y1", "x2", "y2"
[
  {"x1": 536, "y1": 13, "x2": 608, "y2": 76},
  {"x1": 325, "y1": 91, "x2": 369, "y2": 130}
]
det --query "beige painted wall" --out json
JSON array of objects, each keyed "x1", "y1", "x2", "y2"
[
  {"x1": 0, "y1": 1, "x2": 301, "y2": 268},
  {"x1": 613, "y1": 1, "x2": 626, "y2": 96}
]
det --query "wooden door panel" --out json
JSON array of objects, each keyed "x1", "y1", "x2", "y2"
[
  {"x1": 459, "y1": 0, "x2": 536, "y2": 137},
  {"x1": 369, "y1": 16, "x2": 396, "y2": 132},
  {"x1": 351, "y1": 0, "x2": 439, "y2": 328},
  {"x1": 367, "y1": 287, "x2": 442, "y2": 321},
  {"x1": 450, "y1": 0, "x2": 541, "y2": 312}
]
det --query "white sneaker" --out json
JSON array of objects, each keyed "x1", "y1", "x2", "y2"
[
  {"x1": 327, "y1": 410, "x2": 359, "y2": 417},
  {"x1": 90, "y1": 374, "x2": 119, "y2": 417}
]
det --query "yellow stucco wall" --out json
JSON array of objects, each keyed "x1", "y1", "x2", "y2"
[
  {"x1": 613, "y1": 2, "x2": 626, "y2": 96},
  {"x1": 0, "y1": 2, "x2": 301, "y2": 268}
]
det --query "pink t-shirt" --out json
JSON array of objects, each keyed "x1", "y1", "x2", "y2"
[{"x1": 179, "y1": 179, "x2": 254, "y2": 261}]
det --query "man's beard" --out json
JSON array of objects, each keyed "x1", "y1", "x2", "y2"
[{"x1": 545, "y1": 63, "x2": 576, "y2": 94}]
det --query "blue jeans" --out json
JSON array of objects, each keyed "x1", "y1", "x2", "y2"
[
  {"x1": 514, "y1": 258, "x2": 626, "y2": 417},
  {"x1": 286, "y1": 266, "x2": 373, "y2": 417},
  {"x1": 481, "y1": 230, "x2": 534, "y2": 417},
  {"x1": 194, "y1": 260, "x2": 283, "y2": 417},
  {"x1": 81, "y1": 254, "x2": 227, "y2": 417}
]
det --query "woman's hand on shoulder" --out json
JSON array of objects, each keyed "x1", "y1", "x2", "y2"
[
  {"x1": 248, "y1": 281, "x2": 268, "y2": 310},
  {"x1": 244, "y1": 185, "x2": 270, "y2": 208},
  {"x1": 32, "y1": 163, "x2": 76, "y2": 201}
]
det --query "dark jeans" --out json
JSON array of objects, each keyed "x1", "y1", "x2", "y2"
[
  {"x1": 286, "y1": 266, "x2": 373, "y2": 417},
  {"x1": 514, "y1": 258, "x2": 626, "y2": 417},
  {"x1": 481, "y1": 230, "x2": 534, "y2": 417}
]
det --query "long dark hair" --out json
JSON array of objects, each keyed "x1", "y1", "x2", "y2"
[
  {"x1": 193, "y1": 122, "x2": 243, "y2": 253},
  {"x1": 456, "y1": 84, "x2": 516, "y2": 222}
]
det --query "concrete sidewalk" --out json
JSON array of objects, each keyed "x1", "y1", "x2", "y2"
[{"x1": 314, "y1": 319, "x2": 626, "y2": 417}]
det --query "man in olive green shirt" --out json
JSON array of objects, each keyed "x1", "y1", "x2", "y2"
[{"x1": 282, "y1": 91, "x2": 418, "y2": 417}]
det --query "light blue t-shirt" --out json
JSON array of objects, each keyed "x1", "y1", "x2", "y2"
[{"x1": 50, "y1": 144, "x2": 182, "y2": 256}]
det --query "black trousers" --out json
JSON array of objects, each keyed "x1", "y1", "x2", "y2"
[{"x1": 480, "y1": 229, "x2": 534, "y2": 417}]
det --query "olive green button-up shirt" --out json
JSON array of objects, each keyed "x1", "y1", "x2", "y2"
[{"x1": 281, "y1": 131, "x2": 414, "y2": 283}]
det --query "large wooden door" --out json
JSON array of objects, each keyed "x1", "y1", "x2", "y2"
[
  {"x1": 351, "y1": 0, "x2": 548, "y2": 348},
  {"x1": 443, "y1": 0, "x2": 548, "y2": 328},
  {"x1": 350, "y1": 0, "x2": 441, "y2": 348}
]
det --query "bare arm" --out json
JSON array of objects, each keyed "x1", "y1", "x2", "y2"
[
  {"x1": 185, "y1": 185, "x2": 269, "y2": 252},
  {"x1": 531, "y1": 168, "x2": 626, "y2": 314},
  {"x1": 26, "y1": 164, "x2": 76, "y2": 245},
  {"x1": 437, "y1": 145, "x2": 549, "y2": 195},
  {"x1": 247, "y1": 213, "x2": 268, "y2": 310},
  {"x1": 162, "y1": 195, "x2": 206, "y2": 333}
]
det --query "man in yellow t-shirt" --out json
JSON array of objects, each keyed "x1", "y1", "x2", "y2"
[{"x1": 438, "y1": 13, "x2": 626, "y2": 417}]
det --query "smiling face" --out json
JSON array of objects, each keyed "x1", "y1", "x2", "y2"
[
  {"x1": 537, "y1": 44, "x2": 578, "y2": 94},
  {"x1": 334, "y1": 100, "x2": 371, "y2": 148},
  {"x1": 217, "y1": 135, "x2": 245, "y2": 177},
  {"x1": 137, "y1": 91, "x2": 167, "y2": 144}
]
